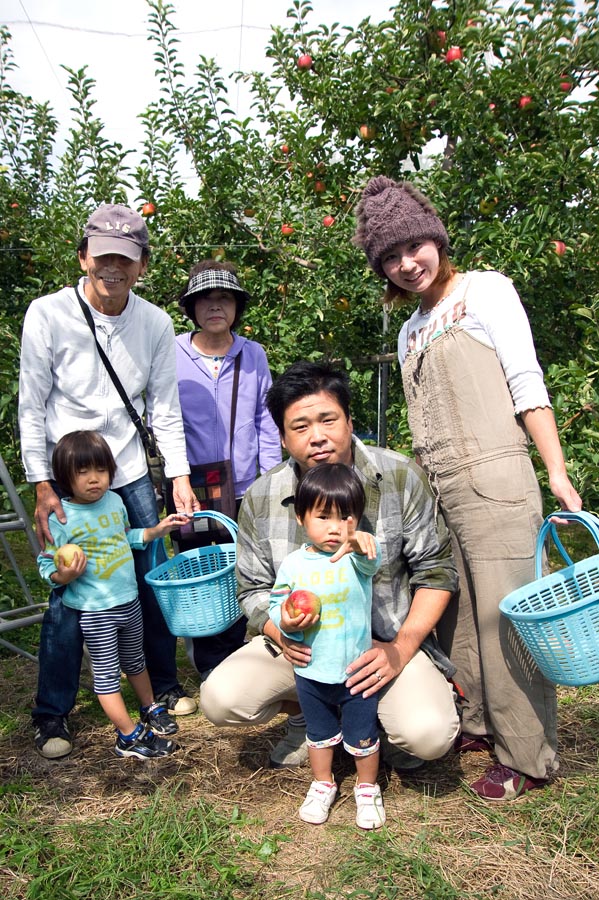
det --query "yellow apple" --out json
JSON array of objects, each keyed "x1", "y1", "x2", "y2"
[{"x1": 54, "y1": 544, "x2": 83, "y2": 568}]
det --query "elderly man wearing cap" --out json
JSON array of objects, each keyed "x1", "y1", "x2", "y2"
[
  {"x1": 19, "y1": 203, "x2": 199, "y2": 759},
  {"x1": 173, "y1": 259, "x2": 281, "y2": 677}
]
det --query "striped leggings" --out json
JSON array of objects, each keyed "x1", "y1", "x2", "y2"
[{"x1": 79, "y1": 598, "x2": 146, "y2": 695}]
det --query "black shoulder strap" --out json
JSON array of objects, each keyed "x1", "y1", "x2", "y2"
[{"x1": 75, "y1": 284, "x2": 152, "y2": 450}]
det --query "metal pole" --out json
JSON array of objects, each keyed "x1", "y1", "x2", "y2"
[{"x1": 377, "y1": 308, "x2": 389, "y2": 447}]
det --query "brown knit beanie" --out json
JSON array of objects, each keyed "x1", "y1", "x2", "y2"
[{"x1": 353, "y1": 176, "x2": 449, "y2": 278}]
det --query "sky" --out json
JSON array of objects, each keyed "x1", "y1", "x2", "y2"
[{"x1": 4, "y1": 0, "x2": 398, "y2": 163}]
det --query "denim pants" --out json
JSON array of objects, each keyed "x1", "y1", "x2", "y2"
[{"x1": 33, "y1": 473, "x2": 179, "y2": 721}]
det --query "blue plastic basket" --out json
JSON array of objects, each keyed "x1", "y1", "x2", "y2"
[
  {"x1": 499, "y1": 511, "x2": 599, "y2": 686},
  {"x1": 144, "y1": 510, "x2": 242, "y2": 638}
]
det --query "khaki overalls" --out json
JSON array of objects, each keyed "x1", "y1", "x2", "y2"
[{"x1": 402, "y1": 304, "x2": 557, "y2": 779}]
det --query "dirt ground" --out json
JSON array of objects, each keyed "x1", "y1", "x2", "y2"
[{"x1": 1, "y1": 648, "x2": 599, "y2": 899}]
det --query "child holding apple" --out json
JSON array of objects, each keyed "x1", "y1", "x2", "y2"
[
  {"x1": 37, "y1": 430, "x2": 190, "y2": 760},
  {"x1": 269, "y1": 463, "x2": 384, "y2": 829}
]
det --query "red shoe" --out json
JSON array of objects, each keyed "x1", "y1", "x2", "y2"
[
  {"x1": 469, "y1": 763, "x2": 548, "y2": 800},
  {"x1": 454, "y1": 732, "x2": 494, "y2": 753}
]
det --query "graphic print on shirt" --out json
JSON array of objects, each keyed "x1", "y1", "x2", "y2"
[
  {"x1": 68, "y1": 508, "x2": 134, "y2": 580},
  {"x1": 406, "y1": 298, "x2": 467, "y2": 354}
]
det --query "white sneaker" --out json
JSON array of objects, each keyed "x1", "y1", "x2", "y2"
[
  {"x1": 269, "y1": 723, "x2": 309, "y2": 768},
  {"x1": 354, "y1": 782, "x2": 386, "y2": 830},
  {"x1": 299, "y1": 780, "x2": 338, "y2": 824}
]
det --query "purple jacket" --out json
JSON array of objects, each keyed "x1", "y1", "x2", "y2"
[{"x1": 175, "y1": 332, "x2": 282, "y2": 497}]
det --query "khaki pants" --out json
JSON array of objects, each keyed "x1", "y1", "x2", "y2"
[{"x1": 200, "y1": 635, "x2": 460, "y2": 761}]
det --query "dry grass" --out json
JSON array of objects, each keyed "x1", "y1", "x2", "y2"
[{"x1": 1, "y1": 648, "x2": 598, "y2": 900}]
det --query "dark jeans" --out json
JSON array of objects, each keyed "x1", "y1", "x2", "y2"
[
  {"x1": 32, "y1": 473, "x2": 180, "y2": 722},
  {"x1": 295, "y1": 674, "x2": 379, "y2": 753}
]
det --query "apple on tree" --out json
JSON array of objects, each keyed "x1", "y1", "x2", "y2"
[
  {"x1": 359, "y1": 124, "x2": 377, "y2": 141},
  {"x1": 297, "y1": 53, "x2": 313, "y2": 70},
  {"x1": 285, "y1": 589, "x2": 321, "y2": 619},
  {"x1": 445, "y1": 46, "x2": 463, "y2": 62},
  {"x1": 551, "y1": 240, "x2": 567, "y2": 256},
  {"x1": 322, "y1": 215, "x2": 335, "y2": 227},
  {"x1": 518, "y1": 95, "x2": 533, "y2": 109},
  {"x1": 281, "y1": 224, "x2": 294, "y2": 236},
  {"x1": 141, "y1": 202, "x2": 156, "y2": 216}
]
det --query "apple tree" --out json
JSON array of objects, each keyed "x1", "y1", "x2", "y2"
[{"x1": 1, "y1": 0, "x2": 599, "y2": 507}]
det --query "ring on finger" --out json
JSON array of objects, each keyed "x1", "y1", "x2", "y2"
[{"x1": 375, "y1": 671, "x2": 383, "y2": 682}]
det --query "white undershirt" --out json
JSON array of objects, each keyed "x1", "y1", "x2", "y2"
[{"x1": 397, "y1": 270, "x2": 550, "y2": 414}]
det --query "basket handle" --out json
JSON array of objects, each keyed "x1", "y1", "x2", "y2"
[
  {"x1": 191, "y1": 510, "x2": 238, "y2": 542},
  {"x1": 535, "y1": 510, "x2": 599, "y2": 577},
  {"x1": 148, "y1": 511, "x2": 239, "y2": 570}
]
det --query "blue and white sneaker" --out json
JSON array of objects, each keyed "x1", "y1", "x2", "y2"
[{"x1": 114, "y1": 723, "x2": 175, "y2": 759}]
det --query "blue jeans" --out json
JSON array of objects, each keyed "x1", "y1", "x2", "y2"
[{"x1": 33, "y1": 474, "x2": 180, "y2": 721}]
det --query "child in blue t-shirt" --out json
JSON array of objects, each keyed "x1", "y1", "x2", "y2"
[
  {"x1": 37, "y1": 430, "x2": 190, "y2": 760},
  {"x1": 269, "y1": 463, "x2": 384, "y2": 829}
]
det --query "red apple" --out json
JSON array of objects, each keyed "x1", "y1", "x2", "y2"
[
  {"x1": 10, "y1": 201, "x2": 19, "y2": 209},
  {"x1": 445, "y1": 46, "x2": 463, "y2": 62},
  {"x1": 297, "y1": 53, "x2": 313, "y2": 70},
  {"x1": 436, "y1": 30, "x2": 447, "y2": 46},
  {"x1": 551, "y1": 240, "x2": 567, "y2": 256},
  {"x1": 285, "y1": 589, "x2": 321, "y2": 618},
  {"x1": 314, "y1": 180, "x2": 326, "y2": 193},
  {"x1": 54, "y1": 543, "x2": 83, "y2": 568},
  {"x1": 322, "y1": 215, "x2": 335, "y2": 227},
  {"x1": 141, "y1": 202, "x2": 156, "y2": 216},
  {"x1": 243, "y1": 207, "x2": 255, "y2": 217},
  {"x1": 359, "y1": 124, "x2": 377, "y2": 140},
  {"x1": 518, "y1": 95, "x2": 532, "y2": 109},
  {"x1": 559, "y1": 80, "x2": 572, "y2": 92},
  {"x1": 281, "y1": 144, "x2": 290, "y2": 154},
  {"x1": 281, "y1": 224, "x2": 294, "y2": 236},
  {"x1": 488, "y1": 102, "x2": 496, "y2": 111}
]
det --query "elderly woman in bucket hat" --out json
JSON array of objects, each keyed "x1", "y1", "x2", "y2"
[
  {"x1": 172, "y1": 259, "x2": 282, "y2": 678},
  {"x1": 354, "y1": 176, "x2": 582, "y2": 800}
]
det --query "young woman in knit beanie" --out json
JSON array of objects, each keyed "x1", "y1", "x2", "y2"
[{"x1": 354, "y1": 175, "x2": 582, "y2": 801}]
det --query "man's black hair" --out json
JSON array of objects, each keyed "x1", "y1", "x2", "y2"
[{"x1": 266, "y1": 360, "x2": 351, "y2": 433}]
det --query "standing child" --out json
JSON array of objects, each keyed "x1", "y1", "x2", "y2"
[
  {"x1": 37, "y1": 430, "x2": 191, "y2": 760},
  {"x1": 269, "y1": 463, "x2": 384, "y2": 829}
]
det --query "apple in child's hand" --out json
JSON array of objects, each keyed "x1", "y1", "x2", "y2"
[
  {"x1": 285, "y1": 589, "x2": 321, "y2": 618},
  {"x1": 54, "y1": 544, "x2": 83, "y2": 568}
]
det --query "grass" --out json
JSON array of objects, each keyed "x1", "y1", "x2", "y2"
[{"x1": 1, "y1": 517, "x2": 599, "y2": 899}]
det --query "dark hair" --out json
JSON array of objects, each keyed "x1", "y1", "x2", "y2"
[
  {"x1": 52, "y1": 431, "x2": 117, "y2": 495},
  {"x1": 382, "y1": 247, "x2": 457, "y2": 307},
  {"x1": 295, "y1": 463, "x2": 366, "y2": 522},
  {"x1": 266, "y1": 361, "x2": 351, "y2": 434},
  {"x1": 179, "y1": 259, "x2": 247, "y2": 329},
  {"x1": 77, "y1": 237, "x2": 150, "y2": 264}
]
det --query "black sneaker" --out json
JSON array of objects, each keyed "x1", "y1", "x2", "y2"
[
  {"x1": 141, "y1": 702, "x2": 178, "y2": 735},
  {"x1": 114, "y1": 724, "x2": 175, "y2": 760},
  {"x1": 33, "y1": 715, "x2": 73, "y2": 759},
  {"x1": 155, "y1": 685, "x2": 197, "y2": 716}
]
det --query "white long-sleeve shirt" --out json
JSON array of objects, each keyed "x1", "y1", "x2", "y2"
[
  {"x1": 19, "y1": 277, "x2": 190, "y2": 487},
  {"x1": 397, "y1": 270, "x2": 550, "y2": 414}
]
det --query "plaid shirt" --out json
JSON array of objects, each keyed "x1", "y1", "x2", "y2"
[{"x1": 236, "y1": 437, "x2": 458, "y2": 674}]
